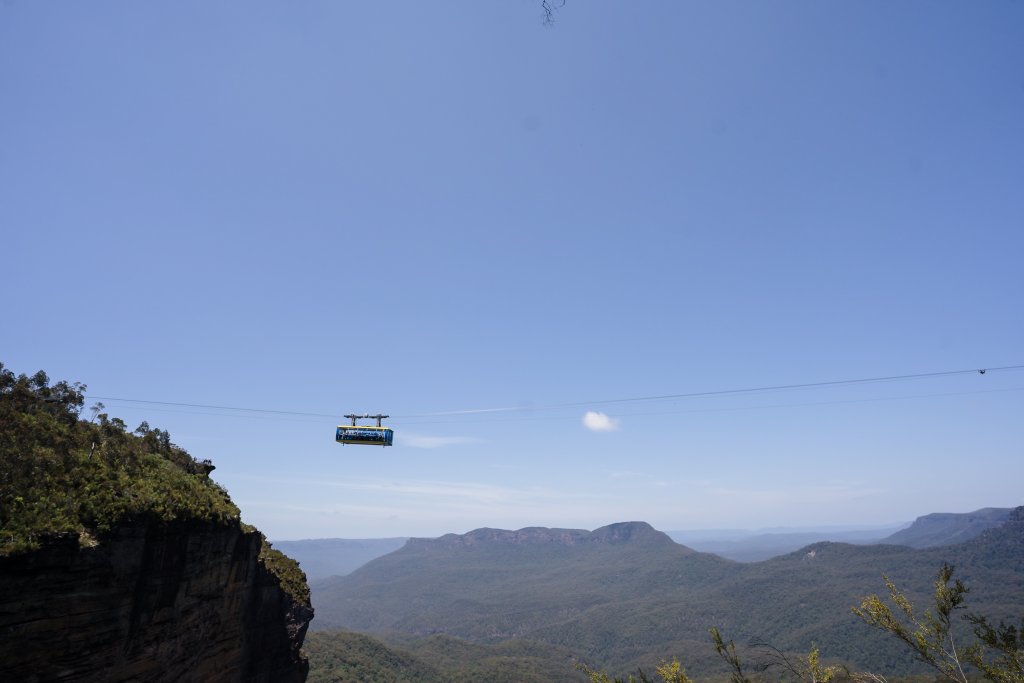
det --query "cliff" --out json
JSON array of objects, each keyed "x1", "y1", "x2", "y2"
[
  {"x1": 0, "y1": 364, "x2": 312, "y2": 681},
  {"x1": 0, "y1": 520, "x2": 312, "y2": 682}
]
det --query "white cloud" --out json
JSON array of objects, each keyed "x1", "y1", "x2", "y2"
[{"x1": 583, "y1": 410, "x2": 619, "y2": 432}]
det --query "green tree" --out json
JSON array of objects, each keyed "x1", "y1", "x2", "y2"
[
  {"x1": 709, "y1": 627, "x2": 753, "y2": 683},
  {"x1": 854, "y1": 564, "x2": 1023, "y2": 683},
  {"x1": 965, "y1": 615, "x2": 1024, "y2": 683},
  {"x1": 577, "y1": 659, "x2": 694, "y2": 683},
  {"x1": 0, "y1": 362, "x2": 240, "y2": 554}
]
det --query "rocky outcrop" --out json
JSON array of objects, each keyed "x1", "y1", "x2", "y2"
[{"x1": 0, "y1": 519, "x2": 312, "y2": 683}]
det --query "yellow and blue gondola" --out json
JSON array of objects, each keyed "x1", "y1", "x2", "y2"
[{"x1": 336, "y1": 413, "x2": 394, "y2": 447}]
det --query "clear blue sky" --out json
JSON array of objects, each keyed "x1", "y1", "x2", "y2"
[{"x1": 3, "y1": 1, "x2": 1022, "y2": 540}]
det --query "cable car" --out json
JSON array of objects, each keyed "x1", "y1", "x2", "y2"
[{"x1": 336, "y1": 413, "x2": 394, "y2": 447}]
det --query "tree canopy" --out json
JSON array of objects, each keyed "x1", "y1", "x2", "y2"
[{"x1": 0, "y1": 361, "x2": 238, "y2": 554}]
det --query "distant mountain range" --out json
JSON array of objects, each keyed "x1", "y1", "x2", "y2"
[
  {"x1": 668, "y1": 507, "x2": 1013, "y2": 561},
  {"x1": 307, "y1": 508, "x2": 1024, "y2": 677},
  {"x1": 666, "y1": 526, "x2": 904, "y2": 562},
  {"x1": 880, "y1": 507, "x2": 1012, "y2": 548},
  {"x1": 278, "y1": 507, "x2": 1013, "y2": 577}
]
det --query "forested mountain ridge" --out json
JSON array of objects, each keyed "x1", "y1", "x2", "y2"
[
  {"x1": 880, "y1": 507, "x2": 1013, "y2": 548},
  {"x1": 0, "y1": 364, "x2": 312, "y2": 682},
  {"x1": 414, "y1": 520, "x2": 683, "y2": 550},
  {"x1": 288, "y1": 523, "x2": 679, "y2": 581},
  {"x1": 667, "y1": 525, "x2": 904, "y2": 562},
  {"x1": 311, "y1": 512, "x2": 1024, "y2": 677},
  {"x1": 311, "y1": 521, "x2": 738, "y2": 630}
]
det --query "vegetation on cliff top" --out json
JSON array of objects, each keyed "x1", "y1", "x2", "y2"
[
  {"x1": 0, "y1": 362, "x2": 309, "y2": 607},
  {"x1": 0, "y1": 362, "x2": 239, "y2": 553},
  {"x1": 260, "y1": 541, "x2": 312, "y2": 608}
]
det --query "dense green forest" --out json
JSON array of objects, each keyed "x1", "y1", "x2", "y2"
[
  {"x1": 306, "y1": 562, "x2": 1024, "y2": 683},
  {"x1": 0, "y1": 362, "x2": 307, "y2": 606},
  {"x1": 310, "y1": 519, "x2": 1023, "y2": 678},
  {"x1": 305, "y1": 629, "x2": 589, "y2": 683}
]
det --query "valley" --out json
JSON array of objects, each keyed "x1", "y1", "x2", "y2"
[{"x1": 302, "y1": 508, "x2": 1023, "y2": 679}]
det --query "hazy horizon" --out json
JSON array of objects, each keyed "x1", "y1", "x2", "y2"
[{"x1": 270, "y1": 512, "x2": 926, "y2": 543}]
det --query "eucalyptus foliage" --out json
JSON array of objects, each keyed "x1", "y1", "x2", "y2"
[{"x1": 0, "y1": 362, "x2": 242, "y2": 555}]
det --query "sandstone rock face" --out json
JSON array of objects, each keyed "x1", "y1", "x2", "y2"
[{"x1": 0, "y1": 520, "x2": 312, "y2": 682}]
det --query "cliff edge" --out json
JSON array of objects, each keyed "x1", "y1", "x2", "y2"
[
  {"x1": 1, "y1": 521, "x2": 312, "y2": 682},
  {"x1": 0, "y1": 364, "x2": 312, "y2": 681}
]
